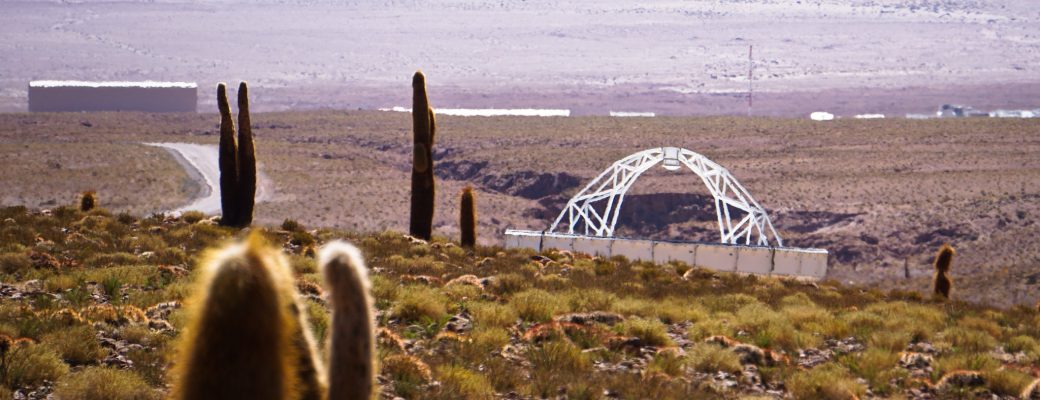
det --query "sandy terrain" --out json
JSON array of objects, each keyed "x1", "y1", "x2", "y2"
[
  {"x1": 1, "y1": 0, "x2": 1038, "y2": 116},
  {"x1": 0, "y1": 111, "x2": 1037, "y2": 307}
]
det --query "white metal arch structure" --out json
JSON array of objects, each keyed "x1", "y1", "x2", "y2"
[{"x1": 548, "y1": 147, "x2": 783, "y2": 247}]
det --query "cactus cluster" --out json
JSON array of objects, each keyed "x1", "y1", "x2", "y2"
[
  {"x1": 217, "y1": 82, "x2": 257, "y2": 228},
  {"x1": 409, "y1": 71, "x2": 436, "y2": 241},
  {"x1": 172, "y1": 234, "x2": 376, "y2": 400},
  {"x1": 933, "y1": 244, "x2": 955, "y2": 300},
  {"x1": 460, "y1": 186, "x2": 476, "y2": 248}
]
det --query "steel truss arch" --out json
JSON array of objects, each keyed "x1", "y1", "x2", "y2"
[{"x1": 548, "y1": 147, "x2": 783, "y2": 247}]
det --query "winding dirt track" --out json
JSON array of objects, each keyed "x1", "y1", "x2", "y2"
[{"x1": 145, "y1": 142, "x2": 268, "y2": 215}]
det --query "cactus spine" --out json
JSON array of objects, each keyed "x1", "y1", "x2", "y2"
[
  {"x1": 460, "y1": 186, "x2": 476, "y2": 248},
  {"x1": 217, "y1": 83, "x2": 241, "y2": 227},
  {"x1": 409, "y1": 71, "x2": 436, "y2": 241},
  {"x1": 933, "y1": 244, "x2": 955, "y2": 300},
  {"x1": 237, "y1": 82, "x2": 257, "y2": 227},
  {"x1": 216, "y1": 82, "x2": 257, "y2": 227},
  {"x1": 171, "y1": 234, "x2": 297, "y2": 400},
  {"x1": 320, "y1": 241, "x2": 377, "y2": 399}
]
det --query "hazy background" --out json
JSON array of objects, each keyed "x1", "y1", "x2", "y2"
[{"x1": 2, "y1": 0, "x2": 1039, "y2": 115}]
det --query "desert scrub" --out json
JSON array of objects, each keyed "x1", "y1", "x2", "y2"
[
  {"x1": 687, "y1": 342, "x2": 742, "y2": 374},
  {"x1": 841, "y1": 348, "x2": 905, "y2": 395},
  {"x1": 647, "y1": 348, "x2": 687, "y2": 377},
  {"x1": 526, "y1": 340, "x2": 591, "y2": 397},
  {"x1": 510, "y1": 289, "x2": 562, "y2": 322},
  {"x1": 615, "y1": 317, "x2": 673, "y2": 347},
  {"x1": 687, "y1": 316, "x2": 734, "y2": 341},
  {"x1": 0, "y1": 340, "x2": 69, "y2": 388},
  {"x1": 940, "y1": 326, "x2": 998, "y2": 353},
  {"x1": 41, "y1": 324, "x2": 105, "y2": 365},
  {"x1": 1006, "y1": 335, "x2": 1040, "y2": 360},
  {"x1": 382, "y1": 354, "x2": 432, "y2": 399},
  {"x1": 564, "y1": 288, "x2": 617, "y2": 313},
  {"x1": 931, "y1": 353, "x2": 999, "y2": 382},
  {"x1": 432, "y1": 365, "x2": 493, "y2": 400},
  {"x1": 785, "y1": 363, "x2": 866, "y2": 400},
  {"x1": 486, "y1": 272, "x2": 529, "y2": 296},
  {"x1": 469, "y1": 301, "x2": 518, "y2": 328},
  {"x1": 0, "y1": 252, "x2": 30, "y2": 275},
  {"x1": 53, "y1": 366, "x2": 158, "y2": 400},
  {"x1": 392, "y1": 285, "x2": 449, "y2": 324},
  {"x1": 983, "y1": 367, "x2": 1034, "y2": 396},
  {"x1": 370, "y1": 274, "x2": 399, "y2": 310}
]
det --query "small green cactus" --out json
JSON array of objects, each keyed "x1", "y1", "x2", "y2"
[
  {"x1": 320, "y1": 241, "x2": 377, "y2": 399},
  {"x1": 409, "y1": 71, "x2": 436, "y2": 241},
  {"x1": 933, "y1": 244, "x2": 955, "y2": 300},
  {"x1": 460, "y1": 186, "x2": 476, "y2": 248},
  {"x1": 79, "y1": 191, "x2": 96, "y2": 212}
]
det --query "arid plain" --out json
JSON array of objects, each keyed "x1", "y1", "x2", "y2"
[{"x1": 1, "y1": 111, "x2": 1037, "y2": 307}]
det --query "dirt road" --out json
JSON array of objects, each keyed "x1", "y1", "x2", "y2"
[{"x1": 146, "y1": 142, "x2": 268, "y2": 215}]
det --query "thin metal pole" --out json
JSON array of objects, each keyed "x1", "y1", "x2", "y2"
[{"x1": 748, "y1": 45, "x2": 753, "y2": 117}]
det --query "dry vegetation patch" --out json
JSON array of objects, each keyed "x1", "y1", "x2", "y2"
[{"x1": 0, "y1": 206, "x2": 1038, "y2": 398}]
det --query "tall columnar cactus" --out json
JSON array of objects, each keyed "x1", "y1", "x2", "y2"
[
  {"x1": 172, "y1": 234, "x2": 296, "y2": 400},
  {"x1": 933, "y1": 244, "x2": 955, "y2": 300},
  {"x1": 173, "y1": 237, "x2": 377, "y2": 399},
  {"x1": 237, "y1": 82, "x2": 257, "y2": 227},
  {"x1": 409, "y1": 71, "x2": 436, "y2": 241},
  {"x1": 320, "y1": 241, "x2": 377, "y2": 399},
  {"x1": 217, "y1": 83, "x2": 240, "y2": 226},
  {"x1": 460, "y1": 186, "x2": 476, "y2": 248},
  {"x1": 216, "y1": 82, "x2": 257, "y2": 227}
]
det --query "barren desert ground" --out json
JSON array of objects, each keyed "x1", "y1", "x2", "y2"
[
  {"x1": 1, "y1": 0, "x2": 1039, "y2": 116},
  {"x1": 1, "y1": 111, "x2": 1037, "y2": 307}
]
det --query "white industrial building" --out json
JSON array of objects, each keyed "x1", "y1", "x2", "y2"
[{"x1": 28, "y1": 81, "x2": 197, "y2": 112}]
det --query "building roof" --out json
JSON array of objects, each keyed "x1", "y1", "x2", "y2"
[{"x1": 29, "y1": 80, "x2": 197, "y2": 89}]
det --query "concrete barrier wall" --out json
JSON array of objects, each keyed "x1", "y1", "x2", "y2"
[
  {"x1": 29, "y1": 84, "x2": 197, "y2": 112},
  {"x1": 504, "y1": 230, "x2": 829, "y2": 279}
]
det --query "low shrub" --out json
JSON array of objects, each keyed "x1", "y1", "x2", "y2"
[
  {"x1": 615, "y1": 317, "x2": 672, "y2": 347},
  {"x1": 433, "y1": 365, "x2": 493, "y2": 399},
  {"x1": 510, "y1": 289, "x2": 561, "y2": 322},
  {"x1": 1, "y1": 341, "x2": 69, "y2": 388},
  {"x1": 52, "y1": 366, "x2": 158, "y2": 400},
  {"x1": 785, "y1": 363, "x2": 865, "y2": 400},
  {"x1": 392, "y1": 285, "x2": 448, "y2": 324},
  {"x1": 41, "y1": 325, "x2": 105, "y2": 365},
  {"x1": 686, "y1": 342, "x2": 741, "y2": 374}
]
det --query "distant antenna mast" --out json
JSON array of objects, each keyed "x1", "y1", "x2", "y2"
[{"x1": 747, "y1": 44, "x2": 753, "y2": 117}]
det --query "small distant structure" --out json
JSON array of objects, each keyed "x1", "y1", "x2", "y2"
[
  {"x1": 905, "y1": 113, "x2": 933, "y2": 120},
  {"x1": 609, "y1": 111, "x2": 655, "y2": 117},
  {"x1": 29, "y1": 81, "x2": 197, "y2": 112},
  {"x1": 379, "y1": 106, "x2": 569, "y2": 117},
  {"x1": 810, "y1": 111, "x2": 834, "y2": 121},
  {"x1": 936, "y1": 104, "x2": 987, "y2": 118},
  {"x1": 989, "y1": 109, "x2": 1036, "y2": 118},
  {"x1": 505, "y1": 147, "x2": 828, "y2": 279},
  {"x1": 854, "y1": 114, "x2": 885, "y2": 119}
]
